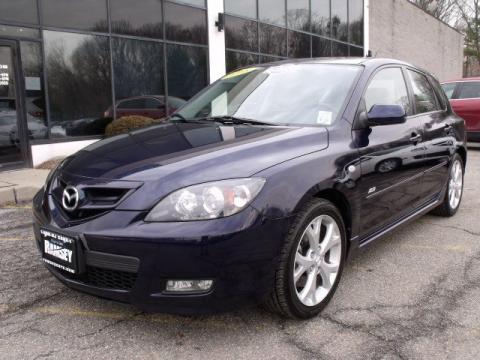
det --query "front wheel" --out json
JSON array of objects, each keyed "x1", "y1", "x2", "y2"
[
  {"x1": 264, "y1": 199, "x2": 346, "y2": 319},
  {"x1": 431, "y1": 154, "x2": 464, "y2": 217}
]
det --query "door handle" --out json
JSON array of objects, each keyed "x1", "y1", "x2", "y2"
[
  {"x1": 444, "y1": 123, "x2": 452, "y2": 132},
  {"x1": 410, "y1": 133, "x2": 422, "y2": 143}
]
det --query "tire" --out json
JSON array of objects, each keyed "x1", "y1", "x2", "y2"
[
  {"x1": 431, "y1": 153, "x2": 464, "y2": 217},
  {"x1": 264, "y1": 199, "x2": 346, "y2": 319}
]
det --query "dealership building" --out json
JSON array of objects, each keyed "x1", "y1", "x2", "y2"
[{"x1": 0, "y1": 0, "x2": 463, "y2": 169}]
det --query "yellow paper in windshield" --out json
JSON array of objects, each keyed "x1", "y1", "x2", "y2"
[{"x1": 223, "y1": 67, "x2": 259, "y2": 80}]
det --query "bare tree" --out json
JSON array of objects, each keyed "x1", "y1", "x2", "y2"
[
  {"x1": 453, "y1": 0, "x2": 480, "y2": 74},
  {"x1": 409, "y1": 0, "x2": 460, "y2": 24}
]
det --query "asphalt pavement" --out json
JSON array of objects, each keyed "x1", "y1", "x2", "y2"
[{"x1": 0, "y1": 148, "x2": 479, "y2": 360}]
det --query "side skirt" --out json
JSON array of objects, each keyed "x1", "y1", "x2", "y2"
[{"x1": 357, "y1": 196, "x2": 441, "y2": 249}]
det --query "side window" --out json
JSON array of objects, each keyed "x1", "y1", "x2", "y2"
[
  {"x1": 441, "y1": 83, "x2": 457, "y2": 99},
  {"x1": 457, "y1": 82, "x2": 480, "y2": 99},
  {"x1": 407, "y1": 70, "x2": 440, "y2": 114},
  {"x1": 364, "y1": 67, "x2": 411, "y2": 115},
  {"x1": 117, "y1": 98, "x2": 146, "y2": 109}
]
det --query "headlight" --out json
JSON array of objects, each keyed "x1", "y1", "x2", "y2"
[{"x1": 145, "y1": 178, "x2": 266, "y2": 222}]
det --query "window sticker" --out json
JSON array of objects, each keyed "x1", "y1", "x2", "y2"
[{"x1": 316, "y1": 111, "x2": 333, "y2": 125}]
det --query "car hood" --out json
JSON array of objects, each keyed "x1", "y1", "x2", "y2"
[{"x1": 59, "y1": 122, "x2": 328, "y2": 209}]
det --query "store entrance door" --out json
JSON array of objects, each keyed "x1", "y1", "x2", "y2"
[{"x1": 0, "y1": 40, "x2": 28, "y2": 169}]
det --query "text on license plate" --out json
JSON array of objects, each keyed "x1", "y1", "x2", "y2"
[{"x1": 44, "y1": 239, "x2": 73, "y2": 263}]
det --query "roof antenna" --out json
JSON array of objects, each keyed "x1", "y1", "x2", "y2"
[{"x1": 367, "y1": 50, "x2": 373, "y2": 58}]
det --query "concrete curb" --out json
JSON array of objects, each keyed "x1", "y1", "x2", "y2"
[
  {"x1": 0, "y1": 186, "x2": 41, "y2": 205},
  {"x1": 0, "y1": 169, "x2": 49, "y2": 206}
]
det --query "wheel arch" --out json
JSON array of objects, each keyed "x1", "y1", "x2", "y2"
[{"x1": 294, "y1": 187, "x2": 353, "y2": 256}]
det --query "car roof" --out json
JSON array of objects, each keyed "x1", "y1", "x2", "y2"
[
  {"x1": 441, "y1": 77, "x2": 480, "y2": 84},
  {"x1": 260, "y1": 57, "x2": 416, "y2": 68},
  {"x1": 255, "y1": 57, "x2": 438, "y2": 78}
]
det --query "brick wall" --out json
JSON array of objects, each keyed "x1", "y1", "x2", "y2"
[{"x1": 369, "y1": 0, "x2": 464, "y2": 81}]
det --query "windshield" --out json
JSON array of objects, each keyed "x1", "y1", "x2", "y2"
[{"x1": 175, "y1": 63, "x2": 362, "y2": 126}]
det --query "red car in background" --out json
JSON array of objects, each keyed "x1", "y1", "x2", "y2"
[
  {"x1": 104, "y1": 95, "x2": 187, "y2": 120},
  {"x1": 442, "y1": 78, "x2": 480, "y2": 142}
]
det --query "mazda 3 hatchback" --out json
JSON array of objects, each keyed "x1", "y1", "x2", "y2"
[{"x1": 33, "y1": 58, "x2": 466, "y2": 319}]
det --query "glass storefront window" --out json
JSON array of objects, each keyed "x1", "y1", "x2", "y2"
[
  {"x1": 312, "y1": 36, "x2": 331, "y2": 57},
  {"x1": 350, "y1": 45, "x2": 364, "y2": 57},
  {"x1": 259, "y1": 23, "x2": 287, "y2": 57},
  {"x1": 112, "y1": 37, "x2": 166, "y2": 120},
  {"x1": 42, "y1": 0, "x2": 108, "y2": 32},
  {"x1": 226, "y1": 51, "x2": 258, "y2": 73},
  {"x1": 331, "y1": 0, "x2": 348, "y2": 42},
  {"x1": 259, "y1": 0, "x2": 286, "y2": 27},
  {"x1": 287, "y1": 0, "x2": 310, "y2": 32},
  {"x1": 288, "y1": 31, "x2": 311, "y2": 58},
  {"x1": 349, "y1": 0, "x2": 364, "y2": 46},
  {"x1": 166, "y1": 44, "x2": 207, "y2": 103},
  {"x1": 44, "y1": 31, "x2": 112, "y2": 138},
  {"x1": 164, "y1": 2, "x2": 207, "y2": 44},
  {"x1": 225, "y1": 15, "x2": 258, "y2": 52},
  {"x1": 224, "y1": 0, "x2": 257, "y2": 19},
  {"x1": 20, "y1": 41, "x2": 47, "y2": 141},
  {"x1": 0, "y1": 0, "x2": 38, "y2": 25},
  {"x1": 172, "y1": 0, "x2": 206, "y2": 7},
  {"x1": 110, "y1": 0, "x2": 163, "y2": 39},
  {"x1": 311, "y1": 0, "x2": 330, "y2": 36},
  {"x1": 332, "y1": 41, "x2": 348, "y2": 56},
  {"x1": 0, "y1": 24, "x2": 39, "y2": 38}
]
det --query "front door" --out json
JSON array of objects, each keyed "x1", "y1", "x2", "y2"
[
  {"x1": 0, "y1": 40, "x2": 28, "y2": 169},
  {"x1": 353, "y1": 66, "x2": 427, "y2": 238}
]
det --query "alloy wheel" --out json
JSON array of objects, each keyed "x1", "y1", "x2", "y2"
[
  {"x1": 293, "y1": 215, "x2": 342, "y2": 307},
  {"x1": 448, "y1": 159, "x2": 463, "y2": 210}
]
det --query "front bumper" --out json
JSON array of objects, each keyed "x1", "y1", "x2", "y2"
[{"x1": 33, "y1": 189, "x2": 290, "y2": 314}]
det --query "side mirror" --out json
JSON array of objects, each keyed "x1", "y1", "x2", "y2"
[{"x1": 367, "y1": 104, "x2": 406, "y2": 126}]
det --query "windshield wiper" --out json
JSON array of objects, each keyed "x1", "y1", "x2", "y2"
[{"x1": 202, "y1": 116, "x2": 278, "y2": 126}]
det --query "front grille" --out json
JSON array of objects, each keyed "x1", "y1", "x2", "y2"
[
  {"x1": 52, "y1": 178, "x2": 133, "y2": 222},
  {"x1": 85, "y1": 266, "x2": 137, "y2": 291}
]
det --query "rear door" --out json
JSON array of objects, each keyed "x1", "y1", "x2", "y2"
[
  {"x1": 406, "y1": 69, "x2": 453, "y2": 201},
  {"x1": 354, "y1": 66, "x2": 427, "y2": 237}
]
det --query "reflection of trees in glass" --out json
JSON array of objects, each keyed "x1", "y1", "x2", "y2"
[
  {"x1": 288, "y1": 32, "x2": 311, "y2": 58},
  {"x1": 167, "y1": 45, "x2": 207, "y2": 101},
  {"x1": 20, "y1": 42, "x2": 42, "y2": 77},
  {"x1": 45, "y1": 32, "x2": 111, "y2": 136},
  {"x1": 311, "y1": 0, "x2": 330, "y2": 35},
  {"x1": 226, "y1": 52, "x2": 258, "y2": 72},
  {"x1": 349, "y1": 19, "x2": 364, "y2": 46},
  {"x1": 165, "y1": 22, "x2": 207, "y2": 44},
  {"x1": 225, "y1": 17, "x2": 258, "y2": 52},
  {"x1": 260, "y1": 24, "x2": 287, "y2": 56},
  {"x1": 331, "y1": 16, "x2": 348, "y2": 42},
  {"x1": 111, "y1": 19, "x2": 163, "y2": 39},
  {"x1": 287, "y1": 8, "x2": 310, "y2": 32},
  {"x1": 112, "y1": 37, "x2": 164, "y2": 100}
]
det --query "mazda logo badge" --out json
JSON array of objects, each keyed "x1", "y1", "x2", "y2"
[{"x1": 62, "y1": 185, "x2": 79, "y2": 212}]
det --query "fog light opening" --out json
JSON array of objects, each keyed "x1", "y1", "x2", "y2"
[{"x1": 166, "y1": 279, "x2": 213, "y2": 293}]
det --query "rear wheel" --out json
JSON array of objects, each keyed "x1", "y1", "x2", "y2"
[
  {"x1": 431, "y1": 154, "x2": 464, "y2": 217},
  {"x1": 264, "y1": 199, "x2": 346, "y2": 319}
]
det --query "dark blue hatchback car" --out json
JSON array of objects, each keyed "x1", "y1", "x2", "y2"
[{"x1": 33, "y1": 58, "x2": 467, "y2": 319}]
